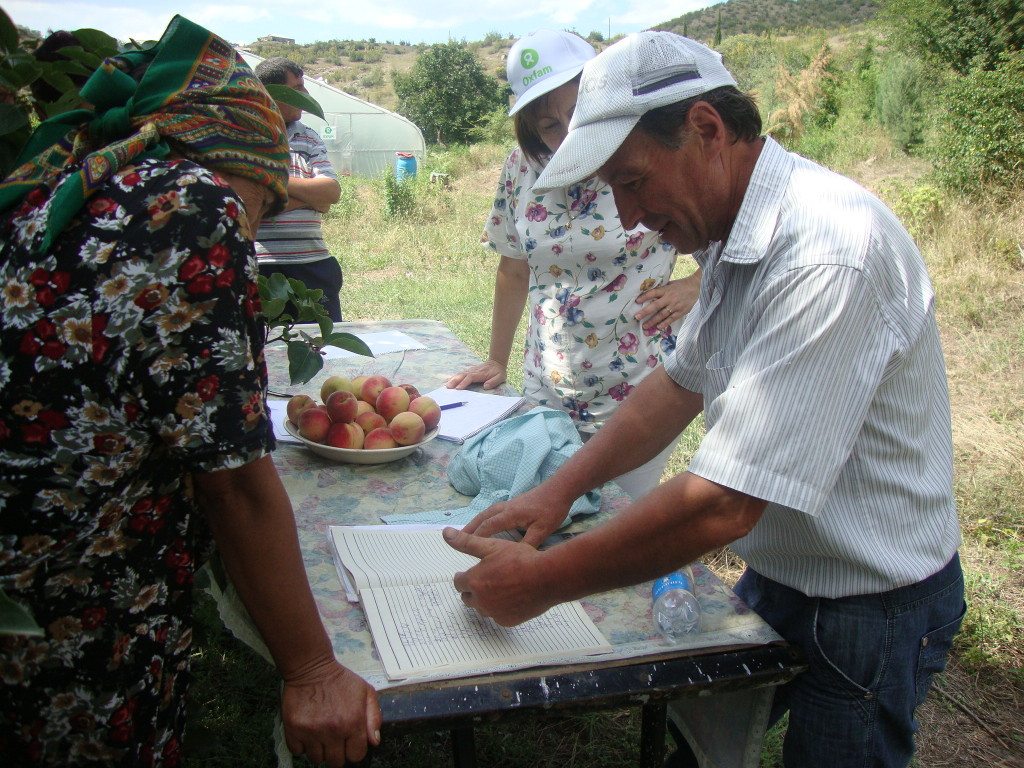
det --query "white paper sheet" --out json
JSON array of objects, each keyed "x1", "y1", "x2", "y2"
[{"x1": 321, "y1": 330, "x2": 426, "y2": 360}]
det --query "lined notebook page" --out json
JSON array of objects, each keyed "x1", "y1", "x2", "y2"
[
  {"x1": 361, "y1": 582, "x2": 611, "y2": 680},
  {"x1": 330, "y1": 526, "x2": 479, "y2": 592}
]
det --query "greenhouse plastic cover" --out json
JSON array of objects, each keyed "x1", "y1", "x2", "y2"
[{"x1": 240, "y1": 51, "x2": 426, "y2": 178}]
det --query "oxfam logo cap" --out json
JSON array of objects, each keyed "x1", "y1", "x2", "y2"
[{"x1": 519, "y1": 48, "x2": 540, "y2": 69}]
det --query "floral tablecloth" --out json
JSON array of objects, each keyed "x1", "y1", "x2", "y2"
[{"x1": 219, "y1": 319, "x2": 780, "y2": 692}]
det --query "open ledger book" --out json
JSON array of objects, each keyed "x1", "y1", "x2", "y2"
[{"x1": 329, "y1": 525, "x2": 612, "y2": 681}]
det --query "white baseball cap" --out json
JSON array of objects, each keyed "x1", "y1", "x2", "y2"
[
  {"x1": 506, "y1": 30, "x2": 596, "y2": 116},
  {"x1": 535, "y1": 32, "x2": 737, "y2": 191}
]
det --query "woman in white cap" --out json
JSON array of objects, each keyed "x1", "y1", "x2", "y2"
[{"x1": 447, "y1": 29, "x2": 700, "y2": 498}]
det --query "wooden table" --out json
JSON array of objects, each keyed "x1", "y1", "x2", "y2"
[{"x1": 220, "y1": 319, "x2": 804, "y2": 767}]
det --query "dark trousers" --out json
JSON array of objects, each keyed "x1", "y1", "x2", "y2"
[
  {"x1": 744, "y1": 556, "x2": 965, "y2": 767},
  {"x1": 258, "y1": 257, "x2": 343, "y2": 322}
]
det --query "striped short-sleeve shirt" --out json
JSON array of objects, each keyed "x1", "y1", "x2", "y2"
[
  {"x1": 255, "y1": 121, "x2": 336, "y2": 265},
  {"x1": 665, "y1": 137, "x2": 960, "y2": 598}
]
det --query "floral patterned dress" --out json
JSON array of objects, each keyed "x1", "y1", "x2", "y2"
[
  {"x1": 483, "y1": 148, "x2": 678, "y2": 432},
  {"x1": 0, "y1": 159, "x2": 272, "y2": 765}
]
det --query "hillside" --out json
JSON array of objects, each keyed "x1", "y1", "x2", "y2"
[
  {"x1": 657, "y1": 0, "x2": 879, "y2": 41},
  {"x1": 245, "y1": 0, "x2": 880, "y2": 112}
]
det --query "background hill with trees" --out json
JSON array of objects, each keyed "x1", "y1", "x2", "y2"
[{"x1": 1, "y1": 1, "x2": 1021, "y2": 765}]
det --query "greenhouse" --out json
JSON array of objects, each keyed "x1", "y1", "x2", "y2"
[{"x1": 239, "y1": 51, "x2": 426, "y2": 178}]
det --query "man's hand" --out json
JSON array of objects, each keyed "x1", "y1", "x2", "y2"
[
  {"x1": 444, "y1": 527, "x2": 554, "y2": 626},
  {"x1": 281, "y1": 657, "x2": 381, "y2": 767},
  {"x1": 462, "y1": 486, "x2": 571, "y2": 548}
]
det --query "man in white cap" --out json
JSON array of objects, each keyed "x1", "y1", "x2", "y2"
[{"x1": 443, "y1": 31, "x2": 964, "y2": 767}]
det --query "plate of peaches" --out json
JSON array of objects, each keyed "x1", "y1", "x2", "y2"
[{"x1": 284, "y1": 374, "x2": 440, "y2": 465}]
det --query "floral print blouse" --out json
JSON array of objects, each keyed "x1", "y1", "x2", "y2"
[
  {"x1": 483, "y1": 148, "x2": 678, "y2": 432},
  {"x1": 0, "y1": 158, "x2": 272, "y2": 765}
]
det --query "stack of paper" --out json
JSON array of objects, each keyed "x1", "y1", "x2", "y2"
[
  {"x1": 329, "y1": 525, "x2": 611, "y2": 681},
  {"x1": 423, "y1": 387, "x2": 525, "y2": 444}
]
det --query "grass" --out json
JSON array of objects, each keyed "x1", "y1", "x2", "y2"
[{"x1": 186, "y1": 139, "x2": 1023, "y2": 766}]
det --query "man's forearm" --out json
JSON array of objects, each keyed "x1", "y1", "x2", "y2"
[
  {"x1": 287, "y1": 176, "x2": 341, "y2": 212},
  {"x1": 541, "y1": 471, "x2": 766, "y2": 606}
]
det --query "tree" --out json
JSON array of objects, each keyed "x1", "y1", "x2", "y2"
[
  {"x1": 881, "y1": 0, "x2": 1024, "y2": 74},
  {"x1": 392, "y1": 41, "x2": 505, "y2": 145}
]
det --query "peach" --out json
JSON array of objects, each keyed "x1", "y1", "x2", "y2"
[
  {"x1": 364, "y1": 427, "x2": 399, "y2": 450},
  {"x1": 408, "y1": 395, "x2": 441, "y2": 432},
  {"x1": 350, "y1": 375, "x2": 370, "y2": 398},
  {"x1": 389, "y1": 410, "x2": 425, "y2": 446},
  {"x1": 354, "y1": 400, "x2": 376, "y2": 418},
  {"x1": 355, "y1": 410, "x2": 387, "y2": 434},
  {"x1": 399, "y1": 383, "x2": 421, "y2": 400},
  {"x1": 375, "y1": 385, "x2": 411, "y2": 422},
  {"x1": 298, "y1": 407, "x2": 332, "y2": 443},
  {"x1": 359, "y1": 374, "x2": 392, "y2": 404},
  {"x1": 326, "y1": 421, "x2": 364, "y2": 449},
  {"x1": 325, "y1": 390, "x2": 359, "y2": 423},
  {"x1": 320, "y1": 375, "x2": 354, "y2": 404},
  {"x1": 286, "y1": 394, "x2": 316, "y2": 424}
]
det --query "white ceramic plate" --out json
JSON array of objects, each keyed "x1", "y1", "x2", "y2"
[{"x1": 283, "y1": 419, "x2": 437, "y2": 465}]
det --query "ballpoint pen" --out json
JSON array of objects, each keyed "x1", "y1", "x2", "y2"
[{"x1": 439, "y1": 401, "x2": 468, "y2": 411}]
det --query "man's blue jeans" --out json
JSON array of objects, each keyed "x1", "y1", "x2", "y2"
[{"x1": 734, "y1": 555, "x2": 966, "y2": 768}]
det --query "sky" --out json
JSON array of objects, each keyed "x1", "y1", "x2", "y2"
[{"x1": 6, "y1": 0, "x2": 724, "y2": 46}]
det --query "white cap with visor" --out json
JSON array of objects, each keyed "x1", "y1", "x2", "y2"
[
  {"x1": 506, "y1": 30, "x2": 596, "y2": 116},
  {"x1": 535, "y1": 31, "x2": 737, "y2": 191}
]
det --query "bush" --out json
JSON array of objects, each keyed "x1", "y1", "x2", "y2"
[
  {"x1": 875, "y1": 53, "x2": 930, "y2": 151},
  {"x1": 469, "y1": 106, "x2": 515, "y2": 147},
  {"x1": 393, "y1": 42, "x2": 506, "y2": 145},
  {"x1": 380, "y1": 166, "x2": 415, "y2": 218},
  {"x1": 932, "y1": 51, "x2": 1024, "y2": 196}
]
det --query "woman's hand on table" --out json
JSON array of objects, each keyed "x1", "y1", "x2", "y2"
[
  {"x1": 634, "y1": 270, "x2": 702, "y2": 332},
  {"x1": 444, "y1": 528, "x2": 554, "y2": 626},
  {"x1": 281, "y1": 656, "x2": 381, "y2": 768},
  {"x1": 446, "y1": 359, "x2": 508, "y2": 391}
]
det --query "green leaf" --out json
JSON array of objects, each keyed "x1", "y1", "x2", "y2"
[
  {"x1": 317, "y1": 315, "x2": 334, "y2": 339},
  {"x1": 44, "y1": 92, "x2": 84, "y2": 118},
  {"x1": 287, "y1": 339, "x2": 324, "y2": 385},
  {"x1": 0, "y1": 8, "x2": 18, "y2": 54},
  {"x1": 322, "y1": 332, "x2": 373, "y2": 357},
  {"x1": 260, "y1": 297, "x2": 287, "y2": 320},
  {"x1": 265, "y1": 84, "x2": 325, "y2": 121},
  {"x1": 265, "y1": 271, "x2": 291, "y2": 300},
  {"x1": 0, "y1": 102, "x2": 29, "y2": 134},
  {"x1": 70, "y1": 28, "x2": 119, "y2": 58},
  {"x1": 55, "y1": 45, "x2": 103, "y2": 70},
  {"x1": 41, "y1": 69, "x2": 75, "y2": 93},
  {"x1": 0, "y1": 588, "x2": 44, "y2": 637}
]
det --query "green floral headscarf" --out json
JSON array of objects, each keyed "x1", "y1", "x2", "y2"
[{"x1": 0, "y1": 15, "x2": 289, "y2": 252}]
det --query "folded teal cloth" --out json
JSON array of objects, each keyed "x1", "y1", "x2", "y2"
[{"x1": 382, "y1": 407, "x2": 602, "y2": 527}]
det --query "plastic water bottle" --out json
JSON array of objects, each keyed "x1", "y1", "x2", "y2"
[{"x1": 652, "y1": 565, "x2": 701, "y2": 642}]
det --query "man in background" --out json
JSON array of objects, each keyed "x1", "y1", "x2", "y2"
[{"x1": 254, "y1": 57, "x2": 344, "y2": 321}]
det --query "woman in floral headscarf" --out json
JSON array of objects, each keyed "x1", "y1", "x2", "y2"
[{"x1": 0, "y1": 17, "x2": 379, "y2": 767}]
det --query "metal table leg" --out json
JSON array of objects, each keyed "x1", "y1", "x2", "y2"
[
  {"x1": 640, "y1": 701, "x2": 668, "y2": 768},
  {"x1": 451, "y1": 726, "x2": 477, "y2": 768}
]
